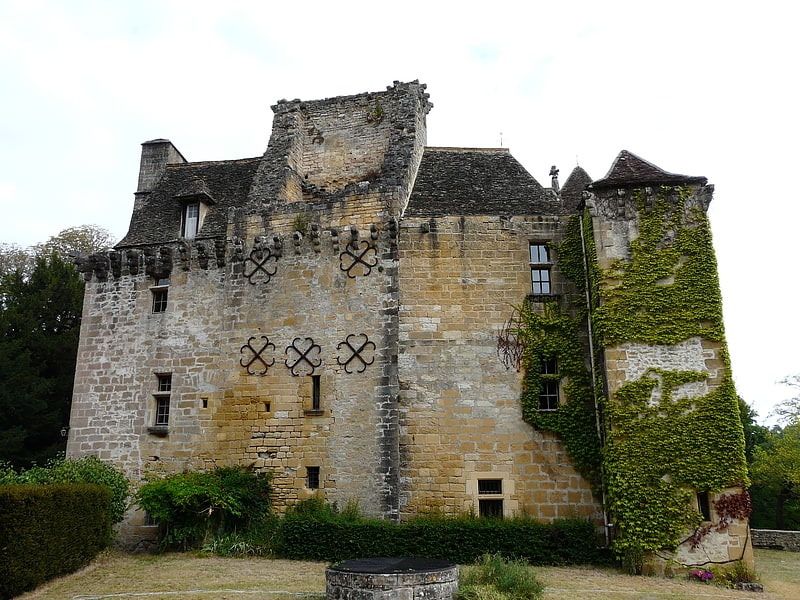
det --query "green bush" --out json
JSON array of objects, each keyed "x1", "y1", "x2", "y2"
[
  {"x1": 0, "y1": 484, "x2": 111, "y2": 599},
  {"x1": 0, "y1": 454, "x2": 130, "y2": 524},
  {"x1": 136, "y1": 465, "x2": 272, "y2": 550},
  {"x1": 275, "y1": 507, "x2": 601, "y2": 565},
  {"x1": 458, "y1": 554, "x2": 544, "y2": 600}
]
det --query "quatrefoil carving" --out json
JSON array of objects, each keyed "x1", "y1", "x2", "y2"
[
  {"x1": 244, "y1": 247, "x2": 278, "y2": 284},
  {"x1": 285, "y1": 337, "x2": 322, "y2": 376},
  {"x1": 336, "y1": 333, "x2": 376, "y2": 374},
  {"x1": 339, "y1": 240, "x2": 378, "y2": 278},
  {"x1": 240, "y1": 335, "x2": 275, "y2": 375}
]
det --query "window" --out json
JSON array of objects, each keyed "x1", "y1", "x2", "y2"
[
  {"x1": 529, "y1": 243, "x2": 552, "y2": 295},
  {"x1": 312, "y1": 375, "x2": 321, "y2": 411},
  {"x1": 478, "y1": 478, "x2": 504, "y2": 519},
  {"x1": 697, "y1": 492, "x2": 711, "y2": 521},
  {"x1": 154, "y1": 374, "x2": 171, "y2": 426},
  {"x1": 478, "y1": 479, "x2": 503, "y2": 495},
  {"x1": 538, "y1": 358, "x2": 560, "y2": 411},
  {"x1": 306, "y1": 466, "x2": 320, "y2": 490},
  {"x1": 151, "y1": 277, "x2": 169, "y2": 313},
  {"x1": 182, "y1": 202, "x2": 200, "y2": 239}
]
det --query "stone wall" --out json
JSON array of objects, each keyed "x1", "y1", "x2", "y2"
[
  {"x1": 397, "y1": 213, "x2": 602, "y2": 523},
  {"x1": 752, "y1": 529, "x2": 800, "y2": 551}
]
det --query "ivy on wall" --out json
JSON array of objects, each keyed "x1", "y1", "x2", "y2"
[
  {"x1": 506, "y1": 186, "x2": 748, "y2": 571},
  {"x1": 504, "y1": 213, "x2": 604, "y2": 490}
]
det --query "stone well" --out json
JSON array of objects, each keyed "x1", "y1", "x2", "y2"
[{"x1": 326, "y1": 557, "x2": 459, "y2": 600}]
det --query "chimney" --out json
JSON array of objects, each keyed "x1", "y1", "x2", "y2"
[{"x1": 137, "y1": 139, "x2": 187, "y2": 193}]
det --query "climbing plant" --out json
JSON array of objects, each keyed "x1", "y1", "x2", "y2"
[
  {"x1": 503, "y1": 186, "x2": 748, "y2": 572},
  {"x1": 595, "y1": 187, "x2": 747, "y2": 570},
  {"x1": 500, "y1": 213, "x2": 605, "y2": 490}
]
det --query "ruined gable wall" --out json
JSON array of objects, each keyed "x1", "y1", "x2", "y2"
[{"x1": 397, "y1": 214, "x2": 602, "y2": 522}]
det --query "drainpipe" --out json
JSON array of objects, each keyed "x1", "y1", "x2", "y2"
[{"x1": 578, "y1": 203, "x2": 611, "y2": 547}]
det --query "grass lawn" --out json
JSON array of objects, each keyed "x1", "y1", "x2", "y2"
[{"x1": 16, "y1": 549, "x2": 800, "y2": 600}]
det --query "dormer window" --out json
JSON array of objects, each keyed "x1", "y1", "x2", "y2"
[
  {"x1": 183, "y1": 202, "x2": 200, "y2": 239},
  {"x1": 175, "y1": 177, "x2": 215, "y2": 240}
]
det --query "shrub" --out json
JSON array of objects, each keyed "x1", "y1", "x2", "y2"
[
  {"x1": 136, "y1": 465, "x2": 272, "y2": 550},
  {"x1": 0, "y1": 454, "x2": 130, "y2": 524},
  {"x1": 275, "y1": 504, "x2": 601, "y2": 565},
  {"x1": 710, "y1": 560, "x2": 759, "y2": 588},
  {"x1": 458, "y1": 554, "x2": 544, "y2": 600},
  {"x1": 0, "y1": 484, "x2": 111, "y2": 599}
]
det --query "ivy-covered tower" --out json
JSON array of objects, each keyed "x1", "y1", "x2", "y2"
[{"x1": 586, "y1": 151, "x2": 751, "y2": 573}]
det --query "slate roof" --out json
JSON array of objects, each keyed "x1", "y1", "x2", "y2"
[
  {"x1": 405, "y1": 147, "x2": 557, "y2": 217},
  {"x1": 560, "y1": 165, "x2": 593, "y2": 212},
  {"x1": 117, "y1": 157, "x2": 261, "y2": 248},
  {"x1": 591, "y1": 150, "x2": 706, "y2": 190}
]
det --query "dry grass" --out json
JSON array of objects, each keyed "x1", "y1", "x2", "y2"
[{"x1": 16, "y1": 549, "x2": 800, "y2": 600}]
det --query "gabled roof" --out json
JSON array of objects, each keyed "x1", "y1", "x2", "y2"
[
  {"x1": 591, "y1": 150, "x2": 706, "y2": 190},
  {"x1": 560, "y1": 165, "x2": 593, "y2": 211},
  {"x1": 405, "y1": 147, "x2": 557, "y2": 217}
]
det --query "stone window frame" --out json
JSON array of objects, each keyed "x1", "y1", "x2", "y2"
[
  {"x1": 150, "y1": 277, "x2": 170, "y2": 314},
  {"x1": 467, "y1": 472, "x2": 516, "y2": 519},
  {"x1": 302, "y1": 374, "x2": 326, "y2": 416}
]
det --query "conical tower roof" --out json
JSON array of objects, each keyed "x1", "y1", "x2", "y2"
[{"x1": 591, "y1": 150, "x2": 706, "y2": 190}]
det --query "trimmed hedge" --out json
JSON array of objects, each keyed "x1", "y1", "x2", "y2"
[
  {"x1": 0, "y1": 484, "x2": 112, "y2": 600},
  {"x1": 277, "y1": 514, "x2": 602, "y2": 565}
]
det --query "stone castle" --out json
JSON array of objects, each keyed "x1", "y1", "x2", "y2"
[{"x1": 67, "y1": 80, "x2": 750, "y2": 569}]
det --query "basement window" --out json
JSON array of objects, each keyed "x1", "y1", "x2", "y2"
[{"x1": 478, "y1": 479, "x2": 504, "y2": 519}]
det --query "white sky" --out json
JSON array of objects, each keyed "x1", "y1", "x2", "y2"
[{"x1": 1, "y1": 0, "x2": 797, "y2": 424}]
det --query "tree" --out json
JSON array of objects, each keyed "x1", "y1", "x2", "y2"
[
  {"x1": 750, "y1": 425, "x2": 800, "y2": 529},
  {"x1": 34, "y1": 225, "x2": 115, "y2": 258},
  {"x1": 0, "y1": 251, "x2": 85, "y2": 467},
  {"x1": 771, "y1": 375, "x2": 800, "y2": 425}
]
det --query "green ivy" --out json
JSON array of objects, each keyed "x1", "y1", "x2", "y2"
[
  {"x1": 510, "y1": 187, "x2": 748, "y2": 570},
  {"x1": 593, "y1": 187, "x2": 747, "y2": 567},
  {"x1": 511, "y1": 213, "x2": 605, "y2": 490}
]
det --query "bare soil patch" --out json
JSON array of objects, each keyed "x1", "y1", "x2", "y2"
[{"x1": 17, "y1": 549, "x2": 800, "y2": 600}]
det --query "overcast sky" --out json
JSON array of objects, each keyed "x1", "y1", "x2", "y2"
[{"x1": 1, "y1": 0, "x2": 797, "y2": 424}]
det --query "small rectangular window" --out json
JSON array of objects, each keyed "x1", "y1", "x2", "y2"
[
  {"x1": 307, "y1": 466, "x2": 320, "y2": 490},
  {"x1": 530, "y1": 244, "x2": 549, "y2": 264},
  {"x1": 538, "y1": 358, "x2": 559, "y2": 411},
  {"x1": 697, "y1": 492, "x2": 711, "y2": 521},
  {"x1": 478, "y1": 479, "x2": 503, "y2": 495},
  {"x1": 478, "y1": 499, "x2": 504, "y2": 518},
  {"x1": 151, "y1": 277, "x2": 170, "y2": 313},
  {"x1": 183, "y1": 203, "x2": 200, "y2": 239},
  {"x1": 154, "y1": 374, "x2": 171, "y2": 426},
  {"x1": 312, "y1": 375, "x2": 321, "y2": 411},
  {"x1": 157, "y1": 374, "x2": 172, "y2": 393},
  {"x1": 155, "y1": 397, "x2": 170, "y2": 425}
]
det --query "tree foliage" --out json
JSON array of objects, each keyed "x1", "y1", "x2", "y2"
[
  {"x1": 0, "y1": 225, "x2": 112, "y2": 468},
  {"x1": 750, "y1": 424, "x2": 800, "y2": 529}
]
